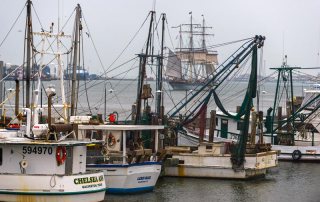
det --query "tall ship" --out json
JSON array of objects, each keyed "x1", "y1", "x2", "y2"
[{"x1": 165, "y1": 13, "x2": 218, "y2": 91}]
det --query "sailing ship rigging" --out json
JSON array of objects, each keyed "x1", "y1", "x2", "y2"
[{"x1": 165, "y1": 13, "x2": 218, "y2": 90}]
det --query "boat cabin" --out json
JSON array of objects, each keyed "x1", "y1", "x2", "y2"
[{"x1": 0, "y1": 138, "x2": 100, "y2": 175}]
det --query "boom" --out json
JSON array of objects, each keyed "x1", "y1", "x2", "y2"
[{"x1": 167, "y1": 35, "x2": 265, "y2": 123}]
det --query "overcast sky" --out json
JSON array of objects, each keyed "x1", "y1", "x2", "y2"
[{"x1": 1, "y1": 0, "x2": 320, "y2": 77}]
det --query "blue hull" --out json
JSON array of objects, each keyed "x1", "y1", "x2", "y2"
[{"x1": 107, "y1": 186, "x2": 154, "y2": 194}]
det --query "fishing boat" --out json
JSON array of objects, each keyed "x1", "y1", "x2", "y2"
[
  {"x1": 176, "y1": 63, "x2": 320, "y2": 161},
  {"x1": 0, "y1": 106, "x2": 106, "y2": 202},
  {"x1": 77, "y1": 124, "x2": 163, "y2": 193},
  {"x1": 164, "y1": 35, "x2": 278, "y2": 179},
  {"x1": 165, "y1": 13, "x2": 218, "y2": 91},
  {"x1": 270, "y1": 78, "x2": 320, "y2": 161},
  {"x1": 0, "y1": 136, "x2": 106, "y2": 202},
  {"x1": 0, "y1": 1, "x2": 107, "y2": 201},
  {"x1": 164, "y1": 142, "x2": 277, "y2": 179},
  {"x1": 72, "y1": 11, "x2": 166, "y2": 194}
]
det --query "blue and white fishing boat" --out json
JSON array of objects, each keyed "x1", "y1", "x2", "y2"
[{"x1": 78, "y1": 124, "x2": 163, "y2": 194}]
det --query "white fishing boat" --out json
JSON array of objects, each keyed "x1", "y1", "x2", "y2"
[
  {"x1": 0, "y1": 110, "x2": 106, "y2": 201},
  {"x1": 270, "y1": 83, "x2": 320, "y2": 161},
  {"x1": 0, "y1": 1, "x2": 108, "y2": 200},
  {"x1": 77, "y1": 124, "x2": 164, "y2": 194},
  {"x1": 177, "y1": 110, "x2": 320, "y2": 161},
  {"x1": 164, "y1": 142, "x2": 278, "y2": 179},
  {"x1": 176, "y1": 82, "x2": 320, "y2": 161},
  {"x1": 164, "y1": 35, "x2": 279, "y2": 178}
]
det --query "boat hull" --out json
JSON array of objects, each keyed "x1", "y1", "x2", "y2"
[
  {"x1": 272, "y1": 145, "x2": 320, "y2": 161},
  {"x1": 178, "y1": 130, "x2": 320, "y2": 161},
  {"x1": 0, "y1": 172, "x2": 106, "y2": 202},
  {"x1": 88, "y1": 162, "x2": 161, "y2": 194},
  {"x1": 164, "y1": 151, "x2": 278, "y2": 179},
  {"x1": 168, "y1": 80, "x2": 203, "y2": 91},
  {"x1": 165, "y1": 165, "x2": 267, "y2": 179}
]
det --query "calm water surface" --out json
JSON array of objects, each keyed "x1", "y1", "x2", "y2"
[{"x1": 106, "y1": 162, "x2": 320, "y2": 202}]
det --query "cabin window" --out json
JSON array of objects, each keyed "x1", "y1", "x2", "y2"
[
  {"x1": 221, "y1": 119, "x2": 228, "y2": 125},
  {"x1": 0, "y1": 148, "x2": 2, "y2": 165},
  {"x1": 216, "y1": 118, "x2": 218, "y2": 126}
]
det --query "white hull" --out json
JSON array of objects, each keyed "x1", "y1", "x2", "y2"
[
  {"x1": 88, "y1": 163, "x2": 161, "y2": 194},
  {"x1": 272, "y1": 145, "x2": 320, "y2": 161},
  {"x1": 0, "y1": 172, "x2": 106, "y2": 202},
  {"x1": 0, "y1": 191, "x2": 104, "y2": 202},
  {"x1": 178, "y1": 131, "x2": 320, "y2": 161},
  {"x1": 164, "y1": 151, "x2": 278, "y2": 179},
  {"x1": 165, "y1": 165, "x2": 268, "y2": 179}
]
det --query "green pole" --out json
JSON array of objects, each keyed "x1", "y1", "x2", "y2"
[
  {"x1": 271, "y1": 70, "x2": 281, "y2": 144},
  {"x1": 289, "y1": 69, "x2": 295, "y2": 144}
]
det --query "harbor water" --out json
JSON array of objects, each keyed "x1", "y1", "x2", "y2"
[{"x1": 107, "y1": 162, "x2": 320, "y2": 202}]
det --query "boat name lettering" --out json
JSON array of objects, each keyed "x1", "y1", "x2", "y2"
[
  {"x1": 74, "y1": 175, "x2": 104, "y2": 185},
  {"x1": 137, "y1": 176, "x2": 151, "y2": 181},
  {"x1": 22, "y1": 146, "x2": 53, "y2": 155},
  {"x1": 82, "y1": 183, "x2": 103, "y2": 189}
]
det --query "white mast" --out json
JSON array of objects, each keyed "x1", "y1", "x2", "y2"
[
  {"x1": 32, "y1": 31, "x2": 71, "y2": 124},
  {"x1": 57, "y1": 0, "x2": 67, "y2": 122},
  {"x1": 32, "y1": 33, "x2": 46, "y2": 125}
]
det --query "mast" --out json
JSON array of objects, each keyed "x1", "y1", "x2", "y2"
[
  {"x1": 201, "y1": 15, "x2": 206, "y2": 51},
  {"x1": 135, "y1": 11, "x2": 154, "y2": 124},
  {"x1": 57, "y1": 0, "x2": 67, "y2": 121},
  {"x1": 172, "y1": 13, "x2": 202, "y2": 82},
  {"x1": 270, "y1": 59, "x2": 299, "y2": 145},
  {"x1": 25, "y1": 0, "x2": 33, "y2": 108},
  {"x1": 156, "y1": 13, "x2": 165, "y2": 117},
  {"x1": 189, "y1": 12, "x2": 194, "y2": 81},
  {"x1": 70, "y1": 4, "x2": 81, "y2": 117},
  {"x1": 32, "y1": 33, "x2": 46, "y2": 124}
]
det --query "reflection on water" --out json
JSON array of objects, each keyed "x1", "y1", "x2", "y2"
[{"x1": 106, "y1": 162, "x2": 320, "y2": 202}]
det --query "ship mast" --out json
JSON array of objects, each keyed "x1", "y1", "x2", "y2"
[
  {"x1": 173, "y1": 13, "x2": 203, "y2": 81},
  {"x1": 25, "y1": 0, "x2": 33, "y2": 108},
  {"x1": 70, "y1": 4, "x2": 81, "y2": 117},
  {"x1": 135, "y1": 11, "x2": 154, "y2": 124},
  {"x1": 194, "y1": 15, "x2": 213, "y2": 77},
  {"x1": 57, "y1": 0, "x2": 68, "y2": 121},
  {"x1": 156, "y1": 13, "x2": 166, "y2": 118},
  {"x1": 201, "y1": 15, "x2": 206, "y2": 51},
  {"x1": 189, "y1": 12, "x2": 194, "y2": 82}
]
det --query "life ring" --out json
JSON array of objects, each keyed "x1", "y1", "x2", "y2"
[
  {"x1": 292, "y1": 150, "x2": 302, "y2": 161},
  {"x1": 56, "y1": 146, "x2": 67, "y2": 166},
  {"x1": 107, "y1": 133, "x2": 116, "y2": 148}
]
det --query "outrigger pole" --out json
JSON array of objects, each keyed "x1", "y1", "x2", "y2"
[
  {"x1": 135, "y1": 11, "x2": 154, "y2": 124},
  {"x1": 70, "y1": 4, "x2": 81, "y2": 117},
  {"x1": 25, "y1": 0, "x2": 33, "y2": 108}
]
